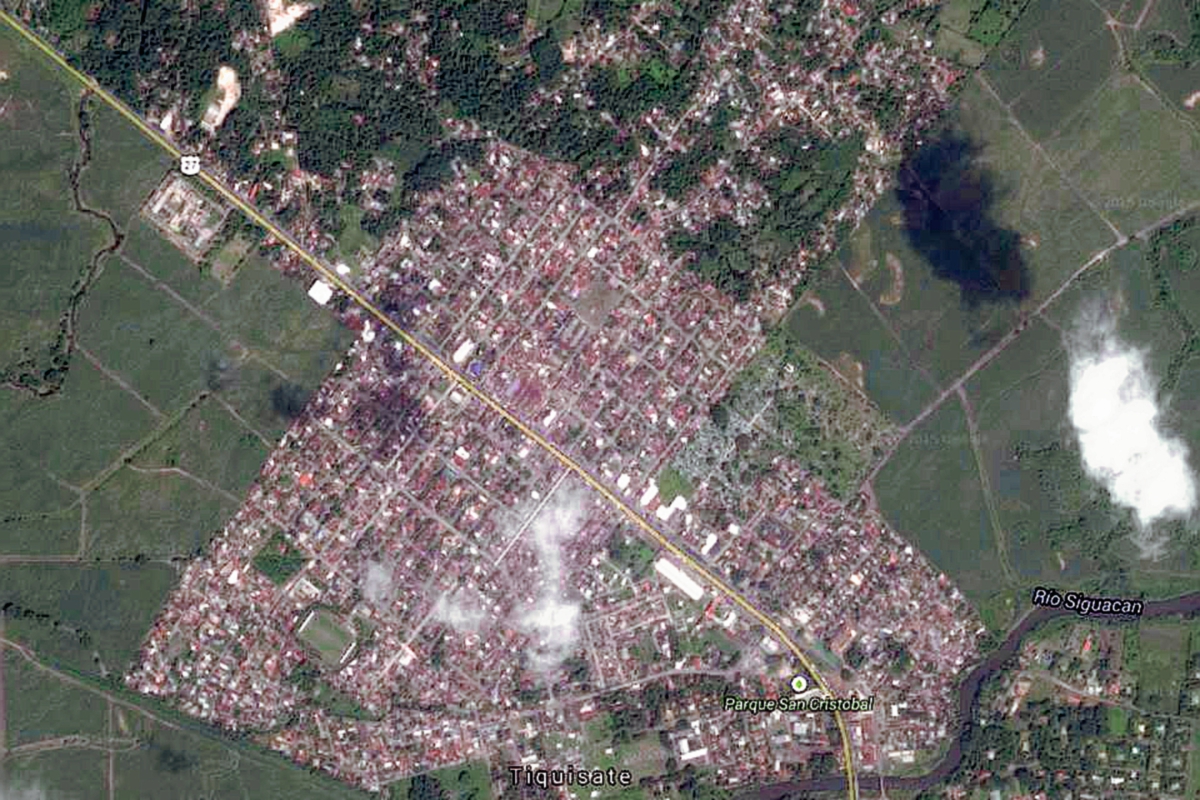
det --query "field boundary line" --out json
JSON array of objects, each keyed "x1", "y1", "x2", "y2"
[
  {"x1": 974, "y1": 73, "x2": 1126, "y2": 242},
  {"x1": 0, "y1": 11, "x2": 859, "y2": 797}
]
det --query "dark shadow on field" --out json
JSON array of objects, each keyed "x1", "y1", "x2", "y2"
[
  {"x1": 271, "y1": 382, "x2": 311, "y2": 419},
  {"x1": 895, "y1": 130, "x2": 1032, "y2": 309}
]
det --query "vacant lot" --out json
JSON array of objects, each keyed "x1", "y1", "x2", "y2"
[{"x1": 1135, "y1": 621, "x2": 1190, "y2": 713}]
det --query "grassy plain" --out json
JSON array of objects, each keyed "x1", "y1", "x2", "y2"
[
  {"x1": 1044, "y1": 74, "x2": 1200, "y2": 233},
  {"x1": 872, "y1": 400, "x2": 998, "y2": 603},
  {"x1": 1134, "y1": 621, "x2": 1190, "y2": 713}
]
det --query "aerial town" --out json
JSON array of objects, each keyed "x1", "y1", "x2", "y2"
[{"x1": 113, "y1": 0, "x2": 990, "y2": 794}]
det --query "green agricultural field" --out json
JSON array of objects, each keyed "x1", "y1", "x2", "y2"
[
  {"x1": 3, "y1": 749, "x2": 107, "y2": 799},
  {"x1": 4, "y1": 648, "x2": 107, "y2": 748},
  {"x1": 1045, "y1": 74, "x2": 1200, "y2": 233},
  {"x1": 80, "y1": 102, "x2": 175, "y2": 226},
  {"x1": 297, "y1": 608, "x2": 357, "y2": 668},
  {"x1": 85, "y1": 465, "x2": 239, "y2": 558},
  {"x1": 0, "y1": 24, "x2": 111, "y2": 388},
  {"x1": 1135, "y1": 622, "x2": 1190, "y2": 713},
  {"x1": 983, "y1": 0, "x2": 1112, "y2": 101},
  {"x1": 0, "y1": 0, "x2": 348, "y2": 699},
  {"x1": 784, "y1": 255, "x2": 937, "y2": 424},
  {"x1": 1, "y1": 652, "x2": 370, "y2": 800},
  {"x1": 873, "y1": 400, "x2": 1000, "y2": 604},
  {"x1": 0, "y1": 562, "x2": 178, "y2": 675},
  {"x1": 130, "y1": 397, "x2": 270, "y2": 495}
]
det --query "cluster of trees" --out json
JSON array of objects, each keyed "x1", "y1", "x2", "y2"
[
  {"x1": 653, "y1": 101, "x2": 737, "y2": 200},
  {"x1": 48, "y1": 0, "x2": 256, "y2": 111},
  {"x1": 251, "y1": 532, "x2": 308, "y2": 585},
  {"x1": 1139, "y1": 0, "x2": 1200, "y2": 65},
  {"x1": 670, "y1": 130, "x2": 863, "y2": 300}
]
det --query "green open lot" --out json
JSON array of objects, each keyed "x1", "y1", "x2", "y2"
[
  {"x1": 85, "y1": 465, "x2": 239, "y2": 558},
  {"x1": 298, "y1": 608, "x2": 358, "y2": 668},
  {"x1": 1134, "y1": 621, "x2": 1191, "y2": 713},
  {"x1": 388, "y1": 761, "x2": 494, "y2": 800}
]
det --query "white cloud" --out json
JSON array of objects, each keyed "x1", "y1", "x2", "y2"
[
  {"x1": 516, "y1": 485, "x2": 589, "y2": 671},
  {"x1": 0, "y1": 780, "x2": 53, "y2": 800},
  {"x1": 1066, "y1": 309, "x2": 1196, "y2": 555},
  {"x1": 432, "y1": 590, "x2": 486, "y2": 633},
  {"x1": 362, "y1": 560, "x2": 394, "y2": 606}
]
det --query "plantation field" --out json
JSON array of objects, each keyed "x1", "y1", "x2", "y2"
[
  {"x1": 782, "y1": 0, "x2": 1200, "y2": 627},
  {"x1": 1, "y1": 648, "x2": 371, "y2": 800},
  {"x1": 0, "y1": 17, "x2": 351, "y2": 671},
  {"x1": 873, "y1": 400, "x2": 999, "y2": 603},
  {"x1": 1044, "y1": 74, "x2": 1200, "y2": 233}
]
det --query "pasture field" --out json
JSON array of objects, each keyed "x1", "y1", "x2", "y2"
[
  {"x1": 113, "y1": 713, "x2": 371, "y2": 799},
  {"x1": 1006, "y1": 26, "x2": 1115, "y2": 142},
  {"x1": 962, "y1": 317, "x2": 1099, "y2": 589},
  {"x1": 4, "y1": 648, "x2": 107, "y2": 748},
  {"x1": 950, "y1": 77, "x2": 1117, "y2": 308},
  {"x1": 131, "y1": 397, "x2": 270, "y2": 494},
  {"x1": 872, "y1": 399, "x2": 999, "y2": 603},
  {"x1": 784, "y1": 252, "x2": 937, "y2": 424},
  {"x1": 1044, "y1": 74, "x2": 1200, "y2": 233}
]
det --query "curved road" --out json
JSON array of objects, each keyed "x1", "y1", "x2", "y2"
[{"x1": 752, "y1": 590, "x2": 1200, "y2": 798}]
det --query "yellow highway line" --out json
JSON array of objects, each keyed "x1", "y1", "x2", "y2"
[{"x1": 0, "y1": 11, "x2": 859, "y2": 797}]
